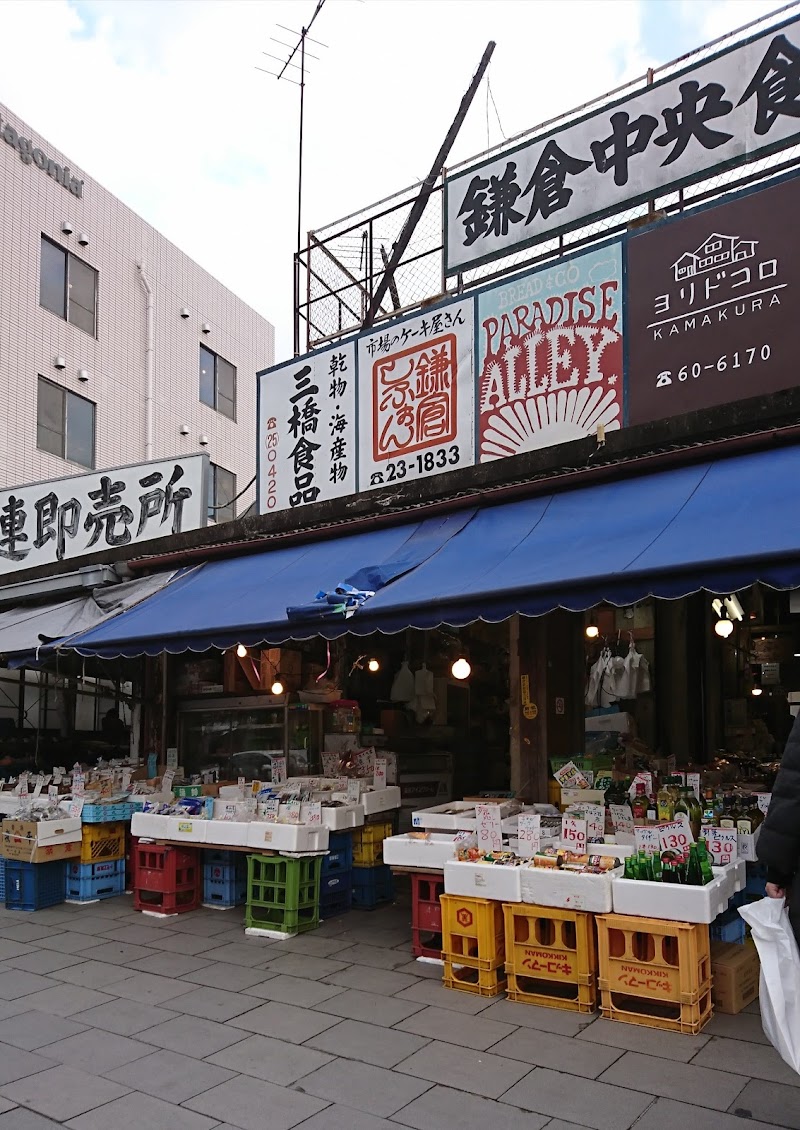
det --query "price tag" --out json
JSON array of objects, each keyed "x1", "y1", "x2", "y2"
[
  {"x1": 31, "y1": 774, "x2": 47, "y2": 799},
  {"x1": 161, "y1": 769, "x2": 175, "y2": 793},
  {"x1": 48, "y1": 785, "x2": 58, "y2": 801},
  {"x1": 238, "y1": 776, "x2": 247, "y2": 798},
  {"x1": 284, "y1": 797, "x2": 302, "y2": 824},
  {"x1": 583, "y1": 771, "x2": 595, "y2": 787},
  {"x1": 262, "y1": 796, "x2": 280, "y2": 822},
  {"x1": 347, "y1": 778, "x2": 362, "y2": 803},
  {"x1": 658, "y1": 820, "x2": 693, "y2": 854},
  {"x1": 561, "y1": 815, "x2": 587, "y2": 853},
  {"x1": 68, "y1": 798, "x2": 85, "y2": 818},
  {"x1": 355, "y1": 747, "x2": 376, "y2": 776},
  {"x1": 166, "y1": 747, "x2": 179, "y2": 769},
  {"x1": 271, "y1": 756, "x2": 287, "y2": 786},
  {"x1": 72, "y1": 773, "x2": 85, "y2": 797},
  {"x1": 609, "y1": 804, "x2": 635, "y2": 839},
  {"x1": 700, "y1": 823, "x2": 715, "y2": 842},
  {"x1": 476, "y1": 803, "x2": 503, "y2": 853},
  {"x1": 334, "y1": 777, "x2": 348, "y2": 791},
  {"x1": 517, "y1": 813, "x2": 541, "y2": 858},
  {"x1": 553, "y1": 761, "x2": 589, "y2": 790},
  {"x1": 52, "y1": 768, "x2": 64, "y2": 785},
  {"x1": 221, "y1": 803, "x2": 238, "y2": 822},
  {"x1": 306, "y1": 801, "x2": 322, "y2": 826},
  {"x1": 707, "y1": 826, "x2": 738, "y2": 865},
  {"x1": 373, "y1": 758, "x2": 387, "y2": 790},
  {"x1": 756, "y1": 793, "x2": 771, "y2": 815},
  {"x1": 583, "y1": 803, "x2": 605, "y2": 842},
  {"x1": 121, "y1": 768, "x2": 132, "y2": 791},
  {"x1": 686, "y1": 773, "x2": 701, "y2": 797},
  {"x1": 17, "y1": 774, "x2": 29, "y2": 798},
  {"x1": 634, "y1": 826, "x2": 661, "y2": 856},
  {"x1": 321, "y1": 752, "x2": 340, "y2": 775}
]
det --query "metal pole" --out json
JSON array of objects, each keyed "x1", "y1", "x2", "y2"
[{"x1": 297, "y1": 31, "x2": 305, "y2": 262}]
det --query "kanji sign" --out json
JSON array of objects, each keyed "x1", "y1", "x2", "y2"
[
  {"x1": 445, "y1": 15, "x2": 800, "y2": 273},
  {"x1": 0, "y1": 455, "x2": 207, "y2": 576},
  {"x1": 476, "y1": 244, "x2": 623, "y2": 459}
]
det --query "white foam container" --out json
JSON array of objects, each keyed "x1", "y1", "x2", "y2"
[
  {"x1": 131, "y1": 811, "x2": 170, "y2": 839},
  {"x1": 412, "y1": 802, "x2": 477, "y2": 831},
  {"x1": 320, "y1": 804, "x2": 364, "y2": 831},
  {"x1": 444, "y1": 859, "x2": 522, "y2": 902},
  {"x1": 360, "y1": 786, "x2": 402, "y2": 815},
  {"x1": 519, "y1": 866, "x2": 621, "y2": 913},
  {"x1": 165, "y1": 816, "x2": 208, "y2": 843},
  {"x1": 246, "y1": 821, "x2": 328, "y2": 853},
  {"x1": 611, "y1": 870, "x2": 729, "y2": 923},
  {"x1": 383, "y1": 833, "x2": 458, "y2": 871},
  {"x1": 204, "y1": 820, "x2": 251, "y2": 847}
]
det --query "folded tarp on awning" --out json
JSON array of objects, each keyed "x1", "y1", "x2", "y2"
[
  {"x1": 0, "y1": 571, "x2": 176, "y2": 661},
  {"x1": 62, "y1": 443, "x2": 800, "y2": 658}
]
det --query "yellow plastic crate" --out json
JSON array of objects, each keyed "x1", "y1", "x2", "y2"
[
  {"x1": 443, "y1": 959, "x2": 506, "y2": 997},
  {"x1": 352, "y1": 821, "x2": 392, "y2": 868},
  {"x1": 503, "y1": 902, "x2": 597, "y2": 1013},
  {"x1": 81, "y1": 821, "x2": 126, "y2": 864},
  {"x1": 441, "y1": 893, "x2": 505, "y2": 971}
]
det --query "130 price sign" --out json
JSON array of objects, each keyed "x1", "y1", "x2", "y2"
[{"x1": 658, "y1": 821, "x2": 693, "y2": 854}]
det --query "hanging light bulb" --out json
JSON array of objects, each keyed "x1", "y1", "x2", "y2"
[
  {"x1": 714, "y1": 616, "x2": 734, "y2": 638},
  {"x1": 367, "y1": 658, "x2": 380, "y2": 672},
  {"x1": 236, "y1": 643, "x2": 247, "y2": 658},
  {"x1": 451, "y1": 657, "x2": 471, "y2": 680},
  {"x1": 585, "y1": 618, "x2": 599, "y2": 640},
  {"x1": 751, "y1": 684, "x2": 763, "y2": 697},
  {"x1": 271, "y1": 679, "x2": 284, "y2": 696}
]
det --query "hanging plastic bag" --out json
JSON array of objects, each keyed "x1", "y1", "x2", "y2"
[
  {"x1": 390, "y1": 660, "x2": 415, "y2": 703},
  {"x1": 739, "y1": 897, "x2": 800, "y2": 1074}
]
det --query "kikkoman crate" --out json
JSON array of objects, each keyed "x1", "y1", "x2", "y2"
[
  {"x1": 245, "y1": 854, "x2": 321, "y2": 936},
  {"x1": 80, "y1": 821, "x2": 126, "y2": 864},
  {"x1": 503, "y1": 902, "x2": 598, "y2": 1013},
  {"x1": 441, "y1": 893, "x2": 505, "y2": 971},
  {"x1": 352, "y1": 821, "x2": 392, "y2": 867},
  {"x1": 443, "y1": 960, "x2": 506, "y2": 997},
  {"x1": 411, "y1": 873, "x2": 445, "y2": 959},
  {"x1": 596, "y1": 912, "x2": 712, "y2": 1035}
]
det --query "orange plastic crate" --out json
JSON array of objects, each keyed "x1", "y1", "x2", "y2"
[
  {"x1": 443, "y1": 959, "x2": 506, "y2": 997},
  {"x1": 441, "y1": 893, "x2": 504, "y2": 971}
]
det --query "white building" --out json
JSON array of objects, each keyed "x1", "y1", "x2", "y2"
[{"x1": 0, "y1": 102, "x2": 274, "y2": 521}]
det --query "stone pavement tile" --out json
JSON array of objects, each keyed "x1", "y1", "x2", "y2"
[
  {"x1": 125, "y1": 951, "x2": 213, "y2": 977},
  {"x1": 393, "y1": 961, "x2": 442, "y2": 980},
  {"x1": 703, "y1": 1012, "x2": 770, "y2": 1045},
  {"x1": 598, "y1": 1051, "x2": 748, "y2": 1111},
  {"x1": 207, "y1": 1032, "x2": 334, "y2": 1085},
  {"x1": 332, "y1": 944, "x2": 409, "y2": 970},
  {"x1": 0, "y1": 999, "x2": 39, "y2": 1021},
  {"x1": 17, "y1": 984, "x2": 113, "y2": 1018},
  {"x1": 296, "y1": 1105, "x2": 403, "y2": 1130},
  {"x1": 577, "y1": 1018, "x2": 710, "y2": 1063},
  {"x1": 184, "y1": 1074, "x2": 329, "y2": 1130},
  {"x1": 744, "y1": 999, "x2": 761, "y2": 1015},
  {"x1": 325, "y1": 965, "x2": 420, "y2": 995},
  {"x1": 395, "y1": 1005, "x2": 517, "y2": 1051},
  {"x1": 394, "y1": 980, "x2": 497, "y2": 1015},
  {"x1": 0, "y1": 923, "x2": 56, "y2": 944},
  {"x1": 5, "y1": 950, "x2": 82, "y2": 976},
  {"x1": 74, "y1": 941, "x2": 157, "y2": 965},
  {"x1": 105, "y1": 1048, "x2": 236, "y2": 1103},
  {"x1": 0, "y1": 1045, "x2": 58, "y2": 1086},
  {"x1": 0, "y1": 1011, "x2": 88, "y2": 1051},
  {"x1": 143, "y1": 931, "x2": 227, "y2": 955},
  {"x1": 1, "y1": 1064, "x2": 130, "y2": 1121},
  {"x1": 480, "y1": 999, "x2": 596, "y2": 1035},
  {"x1": 138, "y1": 1014, "x2": 247, "y2": 1059},
  {"x1": 543, "y1": 1122, "x2": 600, "y2": 1130},
  {"x1": 0, "y1": 1111, "x2": 62, "y2": 1130},
  {"x1": 34, "y1": 932, "x2": 102, "y2": 955},
  {"x1": 64, "y1": 1091, "x2": 220, "y2": 1130},
  {"x1": 3, "y1": 910, "x2": 66, "y2": 928},
  {"x1": 247, "y1": 973, "x2": 346, "y2": 1007},
  {"x1": 305, "y1": 1018, "x2": 429, "y2": 1068},
  {"x1": 0, "y1": 940, "x2": 35, "y2": 962},
  {"x1": 312, "y1": 987, "x2": 425, "y2": 1027},
  {"x1": 300, "y1": 1059, "x2": 431, "y2": 1117},
  {"x1": 262, "y1": 954, "x2": 350, "y2": 980},
  {"x1": 633, "y1": 1096, "x2": 779, "y2": 1130},
  {"x1": 270, "y1": 934, "x2": 355, "y2": 959},
  {"x1": 0, "y1": 972, "x2": 57, "y2": 1000},
  {"x1": 395, "y1": 1040, "x2": 530, "y2": 1099},
  {"x1": 733, "y1": 1078, "x2": 800, "y2": 1128},
  {"x1": 491, "y1": 1026, "x2": 623, "y2": 1078},
  {"x1": 181, "y1": 963, "x2": 272, "y2": 992},
  {"x1": 43, "y1": 1028, "x2": 152, "y2": 1073},
  {"x1": 109, "y1": 971, "x2": 196, "y2": 1005},
  {"x1": 227, "y1": 1000, "x2": 341, "y2": 1044},
  {"x1": 165, "y1": 915, "x2": 244, "y2": 937},
  {"x1": 96, "y1": 922, "x2": 178, "y2": 946},
  {"x1": 201, "y1": 942, "x2": 275, "y2": 967},
  {"x1": 167, "y1": 986, "x2": 263, "y2": 1022},
  {"x1": 393, "y1": 1083, "x2": 549, "y2": 1130},
  {"x1": 46, "y1": 915, "x2": 127, "y2": 938},
  {"x1": 0, "y1": 1103, "x2": 16, "y2": 1116},
  {"x1": 50, "y1": 961, "x2": 138, "y2": 990},
  {"x1": 70, "y1": 999, "x2": 180, "y2": 1036},
  {"x1": 691, "y1": 1036, "x2": 800, "y2": 1087},
  {"x1": 500, "y1": 1067, "x2": 652, "y2": 1130},
  {"x1": 69, "y1": 899, "x2": 131, "y2": 920}
]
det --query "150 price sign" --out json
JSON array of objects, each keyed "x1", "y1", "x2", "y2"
[{"x1": 561, "y1": 816, "x2": 587, "y2": 854}]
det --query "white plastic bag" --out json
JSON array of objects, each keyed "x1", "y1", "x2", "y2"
[{"x1": 739, "y1": 897, "x2": 800, "y2": 1074}]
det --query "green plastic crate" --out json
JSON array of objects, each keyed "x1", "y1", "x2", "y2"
[{"x1": 245, "y1": 854, "x2": 321, "y2": 934}]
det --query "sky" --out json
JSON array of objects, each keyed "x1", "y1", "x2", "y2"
[{"x1": 0, "y1": 0, "x2": 791, "y2": 362}]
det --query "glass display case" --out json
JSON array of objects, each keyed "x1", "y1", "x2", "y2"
[{"x1": 177, "y1": 695, "x2": 323, "y2": 779}]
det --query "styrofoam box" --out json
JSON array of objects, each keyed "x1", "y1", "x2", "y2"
[
  {"x1": 246, "y1": 821, "x2": 329, "y2": 853},
  {"x1": 131, "y1": 812, "x2": 171, "y2": 839},
  {"x1": 556, "y1": 840, "x2": 634, "y2": 858},
  {"x1": 166, "y1": 816, "x2": 208, "y2": 844},
  {"x1": 360, "y1": 786, "x2": 402, "y2": 815},
  {"x1": 384, "y1": 833, "x2": 458, "y2": 871},
  {"x1": 444, "y1": 859, "x2": 523, "y2": 902},
  {"x1": 320, "y1": 804, "x2": 364, "y2": 831},
  {"x1": 520, "y1": 866, "x2": 622, "y2": 913},
  {"x1": 412, "y1": 800, "x2": 515, "y2": 831},
  {"x1": 612, "y1": 870, "x2": 729, "y2": 923},
  {"x1": 213, "y1": 799, "x2": 253, "y2": 820},
  {"x1": 204, "y1": 821, "x2": 251, "y2": 847}
]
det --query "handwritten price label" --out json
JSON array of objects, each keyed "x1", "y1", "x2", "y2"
[
  {"x1": 284, "y1": 797, "x2": 302, "y2": 824},
  {"x1": 610, "y1": 804, "x2": 635, "y2": 839},
  {"x1": 583, "y1": 803, "x2": 605, "y2": 842},
  {"x1": 68, "y1": 798, "x2": 85, "y2": 818},
  {"x1": 634, "y1": 826, "x2": 661, "y2": 856},
  {"x1": 347, "y1": 778, "x2": 362, "y2": 802},
  {"x1": 374, "y1": 759, "x2": 387, "y2": 790},
  {"x1": 262, "y1": 797, "x2": 280, "y2": 822},
  {"x1": 561, "y1": 816, "x2": 587, "y2": 853},
  {"x1": 658, "y1": 821, "x2": 692, "y2": 854},
  {"x1": 271, "y1": 756, "x2": 287, "y2": 786},
  {"x1": 72, "y1": 773, "x2": 85, "y2": 797},
  {"x1": 707, "y1": 826, "x2": 738, "y2": 865},
  {"x1": 756, "y1": 793, "x2": 771, "y2": 815},
  {"x1": 517, "y1": 814, "x2": 541, "y2": 858},
  {"x1": 475, "y1": 803, "x2": 503, "y2": 853},
  {"x1": 306, "y1": 801, "x2": 322, "y2": 826},
  {"x1": 686, "y1": 773, "x2": 701, "y2": 797}
]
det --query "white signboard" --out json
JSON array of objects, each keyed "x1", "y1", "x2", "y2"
[
  {"x1": 257, "y1": 342, "x2": 356, "y2": 513},
  {"x1": 0, "y1": 455, "x2": 208, "y2": 575},
  {"x1": 517, "y1": 813, "x2": 541, "y2": 858},
  {"x1": 358, "y1": 298, "x2": 475, "y2": 492},
  {"x1": 445, "y1": 15, "x2": 800, "y2": 272},
  {"x1": 475, "y1": 802, "x2": 503, "y2": 852}
]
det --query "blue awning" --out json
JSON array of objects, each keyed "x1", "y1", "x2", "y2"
[{"x1": 63, "y1": 444, "x2": 800, "y2": 658}]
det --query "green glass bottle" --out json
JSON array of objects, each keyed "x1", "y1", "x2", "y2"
[
  {"x1": 651, "y1": 851, "x2": 662, "y2": 882},
  {"x1": 686, "y1": 844, "x2": 703, "y2": 886},
  {"x1": 696, "y1": 839, "x2": 715, "y2": 885},
  {"x1": 624, "y1": 855, "x2": 637, "y2": 881}
]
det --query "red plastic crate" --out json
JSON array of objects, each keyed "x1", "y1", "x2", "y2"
[
  {"x1": 411, "y1": 873, "x2": 444, "y2": 959},
  {"x1": 134, "y1": 886, "x2": 200, "y2": 915},
  {"x1": 134, "y1": 842, "x2": 200, "y2": 894}
]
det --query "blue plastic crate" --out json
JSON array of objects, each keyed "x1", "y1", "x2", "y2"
[
  {"x1": 351, "y1": 864, "x2": 394, "y2": 910},
  {"x1": 322, "y1": 832, "x2": 354, "y2": 877},
  {"x1": 65, "y1": 859, "x2": 125, "y2": 903},
  {"x1": 82, "y1": 803, "x2": 134, "y2": 823},
  {"x1": 203, "y1": 861, "x2": 247, "y2": 908},
  {"x1": 320, "y1": 887, "x2": 352, "y2": 917},
  {"x1": 321, "y1": 871, "x2": 351, "y2": 899},
  {"x1": 5, "y1": 860, "x2": 65, "y2": 911},
  {"x1": 0, "y1": 857, "x2": 5, "y2": 902},
  {"x1": 204, "y1": 849, "x2": 239, "y2": 866},
  {"x1": 711, "y1": 908, "x2": 747, "y2": 944}
]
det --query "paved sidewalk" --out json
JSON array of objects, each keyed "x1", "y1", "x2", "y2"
[{"x1": 0, "y1": 891, "x2": 794, "y2": 1129}]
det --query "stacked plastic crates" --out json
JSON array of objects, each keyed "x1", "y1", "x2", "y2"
[
  {"x1": 441, "y1": 893, "x2": 506, "y2": 996},
  {"x1": 503, "y1": 903, "x2": 598, "y2": 1012},
  {"x1": 411, "y1": 874, "x2": 444, "y2": 959},
  {"x1": 203, "y1": 849, "x2": 247, "y2": 909},
  {"x1": 351, "y1": 820, "x2": 394, "y2": 910},
  {"x1": 66, "y1": 820, "x2": 127, "y2": 903},
  {"x1": 5, "y1": 860, "x2": 65, "y2": 911},
  {"x1": 246, "y1": 854, "x2": 321, "y2": 938},
  {"x1": 320, "y1": 831, "x2": 353, "y2": 917},
  {"x1": 133, "y1": 840, "x2": 201, "y2": 915}
]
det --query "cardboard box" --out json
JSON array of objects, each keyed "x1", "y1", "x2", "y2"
[
  {"x1": 711, "y1": 940, "x2": 759, "y2": 1014},
  {"x1": 0, "y1": 817, "x2": 82, "y2": 863}
]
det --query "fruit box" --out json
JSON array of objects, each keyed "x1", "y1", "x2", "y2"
[{"x1": 0, "y1": 817, "x2": 82, "y2": 863}]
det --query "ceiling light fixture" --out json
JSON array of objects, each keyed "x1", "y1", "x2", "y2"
[
  {"x1": 451, "y1": 658, "x2": 471, "y2": 680},
  {"x1": 236, "y1": 644, "x2": 247, "y2": 658}
]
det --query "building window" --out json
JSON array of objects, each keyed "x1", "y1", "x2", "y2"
[
  {"x1": 199, "y1": 345, "x2": 236, "y2": 420},
  {"x1": 36, "y1": 377, "x2": 95, "y2": 469},
  {"x1": 39, "y1": 236, "x2": 98, "y2": 336},
  {"x1": 207, "y1": 463, "x2": 236, "y2": 524}
]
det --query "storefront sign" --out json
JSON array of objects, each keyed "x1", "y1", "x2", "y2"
[
  {"x1": 627, "y1": 172, "x2": 800, "y2": 424},
  {"x1": 0, "y1": 112, "x2": 83, "y2": 197},
  {"x1": 445, "y1": 15, "x2": 800, "y2": 273},
  {"x1": 0, "y1": 455, "x2": 208, "y2": 576}
]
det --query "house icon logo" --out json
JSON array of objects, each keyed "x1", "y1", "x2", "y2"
[{"x1": 672, "y1": 233, "x2": 758, "y2": 282}]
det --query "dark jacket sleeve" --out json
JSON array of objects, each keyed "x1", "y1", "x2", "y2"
[{"x1": 758, "y1": 712, "x2": 800, "y2": 887}]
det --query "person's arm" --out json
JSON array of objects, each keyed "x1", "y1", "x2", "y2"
[{"x1": 758, "y1": 712, "x2": 800, "y2": 896}]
